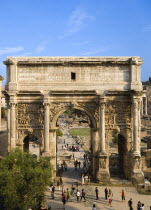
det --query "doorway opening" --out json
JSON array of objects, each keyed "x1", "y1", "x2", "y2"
[
  {"x1": 23, "y1": 135, "x2": 40, "y2": 158},
  {"x1": 109, "y1": 133, "x2": 127, "y2": 178}
]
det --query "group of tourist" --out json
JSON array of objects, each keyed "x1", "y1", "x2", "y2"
[
  {"x1": 51, "y1": 180, "x2": 141, "y2": 210},
  {"x1": 74, "y1": 159, "x2": 81, "y2": 170},
  {"x1": 60, "y1": 160, "x2": 68, "y2": 171},
  {"x1": 81, "y1": 173, "x2": 90, "y2": 185},
  {"x1": 128, "y1": 198, "x2": 144, "y2": 210}
]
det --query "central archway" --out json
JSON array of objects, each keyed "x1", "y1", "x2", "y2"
[{"x1": 50, "y1": 106, "x2": 98, "y2": 178}]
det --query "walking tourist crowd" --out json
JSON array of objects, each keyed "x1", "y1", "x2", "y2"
[{"x1": 49, "y1": 176, "x2": 146, "y2": 210}]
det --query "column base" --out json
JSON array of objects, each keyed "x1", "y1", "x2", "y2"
[
  {"x1": 97, "y1": 170, "x2": 110, "y2": 182},
  {"x1": 42, "y1": 151, "x2": 50, "y2": 157},
  {"x1": 131, "y1": 170, "x2": 144, "y2": 184}
]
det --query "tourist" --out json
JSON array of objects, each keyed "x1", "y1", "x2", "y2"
[
  {"x1": 137, "y1": 201, "x2": 142, "y2": 210},
  {"x1": 128, "y1": 198, "x2": 133, "y2": 210},
  {"x1": 108, "y1": 189, "x2": 113, "y2": 207},
  {"x1": 82, "y1": 174, "x2": 85, "y2": 185},
  {"x1": 92, "y1": 204, "x2": 96, "y2": 210},
  {"x1": 60, "y1": 176, "x2": 63, "y2": 186},
  {"x1": 67, "y1": 188, "x2": 71, "y2": 201},
  {"x1": 57, "y1": 180, "x2": 60, "y2": 191},
  {"x1": 76, "y1": 190, "x2": 80, "y2": 202},
  {"x1": 104, "y1": 187, "x2": 108, "y2": 200},
  {"x1": 51, "y1": 190, "x2": 54, "y2": 200},
  {"x1": 70, "y1": 184, "x2": 75, "y2": 196},
  {"x1": 121, "y1": 189, "x2": 125, "y2": 201},
  {"x1": 62, "y1": 192, "x2": 67, "y2": 207},
  {"x1": 140, "y1": 203, "x2": 144, "y2": 210},
  {"x1": 78, "y1": 161, "x2": 81, "y2": 168},
  {"x1": 61, "y1": 164, "x2": 64, "y2": 171},
  {"x1": 64, "y1": 162, "x2": 68, "y2": 171},
  {"x1": 52, "y1": 185, "x2": 55, "y2": 193},
  {"x1": 95, "y1": 187, "x2": 99, "y2": 200},
  {"x1": 84, "y1": 174, "x2": 89, "y2": 185},
  {"x1": 108, "y1": 192, "x2": 113, "y2": 207},
  {"x1": 80, "y1": 189, "x2": 86, "y2": 202}
]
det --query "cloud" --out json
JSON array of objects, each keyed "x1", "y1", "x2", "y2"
[
  {"x1": 35, "y1": 41, "x2": 48, "y2": 53},
  {"x1": 60, "y1": 7, "x2": 94, "y2": 38},
  {"x1": 0, "y1": 47, "x2": 24, "y2": 55},
  {"x1": 143, "y1": 24, "x2": 151, "y2": 32}
]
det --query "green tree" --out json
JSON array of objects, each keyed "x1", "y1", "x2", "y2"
[
  {"x1": 0, "y1": 148, "x2": 52, "y2": 210},
  {"x1": 56, "y1": 128, "x2": 63, "y2": 137}
]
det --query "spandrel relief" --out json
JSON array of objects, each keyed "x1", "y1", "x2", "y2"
[{"x1": 17, "y1": 103, "x2": 44, "y2": 129}]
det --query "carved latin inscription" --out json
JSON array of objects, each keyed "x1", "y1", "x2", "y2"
[{"x1": 18, "y1": 66, "x2": 130, "y2": 82}]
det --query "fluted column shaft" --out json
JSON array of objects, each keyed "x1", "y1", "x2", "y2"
[
  {"x1": 133, "y1": 98, "x2": 139, "y2": 153},
  {"x1": 145, "y1": 97, "x2": 148, "y2": 115},
  {"x1": 44, "y1": 103, "x2": 50, "y2": 153},
  {"x1": 100, "y1": 100, "x2": 106, "y2": 153},
  {"x1": 10, "y1": 103, "x2": 16, "y2": 148}
]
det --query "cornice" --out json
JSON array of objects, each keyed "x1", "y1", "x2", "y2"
[{"x1": 3, "y1": 56, "x2": 143, "y2": 66}]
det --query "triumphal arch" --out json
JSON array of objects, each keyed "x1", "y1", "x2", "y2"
[{"x1": 4, "y1": 57, "x2": 144, "y2": 183}]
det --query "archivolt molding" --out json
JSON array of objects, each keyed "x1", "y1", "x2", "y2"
[{"x1": 49, "y1": 102, "x2": 99, "y2": 129}]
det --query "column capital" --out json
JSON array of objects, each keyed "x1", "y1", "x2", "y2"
[
  {"x1": 99, "y1": 97, "x2": 106, "y2": 108},
  {"x1": 43, "y1": 102, "x2": 50, "y2": 107},
  {"x1": 9, "y1": 102, "x2": 16, "y2": 107}
]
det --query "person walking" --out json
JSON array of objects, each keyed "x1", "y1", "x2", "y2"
[
  {"x1": 78, "y1": 161, "x2": 81, "y2": 168},
  {"x1": 62, "y1": 192, "x2": 67, "y2": 208},
  {"x1": 51, "y1": 190, "x2": 54, "y2": 200},
  {"x1": 82, "y1": 174, "x2": 85, "y2": 186},
  {"x1": 67, "y1": 188, "x2": 71, "y2": 201},
  {"x1": 70, "y1": 184, "x2": 75, "y2": 196},
  {"x1": 121, "y1": 189, "x2": 125, "y2": 201},
  {"x1": 128, "y1": 198, "x2": 133, "y2": 210},
  {"x1": 80, "y1": 189, "x2": 86, "y2": 202},
  {"x1": 57, "y1": 180, "x2": 60, "y2": 191},
  {"x1": 92, "y1": 204, "x2": 96, "y2": 210},
  {"x1": 104, "y1": 187, "x2": 108, "y2": 200},
  {"x1": 76, "y1": 190, "x2": 80, "y2": 202},
  {"x1": 137, "y1": 201, "x2": 142, "y2": 210},
  {"x1": 52, "y1": 185, "x2": 55, "y2": 194},
  {"x1": 60, "y1": 176, "x2": 63, "y2": 186},
  {"x1": 95, "y1": 187, "x2": 99, "y2": 200}
]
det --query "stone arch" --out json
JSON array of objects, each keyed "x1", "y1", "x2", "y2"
[{"x1": 51, "y1": 105, "x2": 97, "y2": 129}]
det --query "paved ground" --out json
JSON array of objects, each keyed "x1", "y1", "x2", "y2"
[{"x1": 44, "y1": 120, "x2": 151, "y2": 210}]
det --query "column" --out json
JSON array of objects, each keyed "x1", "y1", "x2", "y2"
[
  {"x1": 99, "y1": 98, "x2": 106, "y2": 153},
  {"x1": 49, "y1": 128, "x2": 57, "y2": 176},
  {"x1": 141, "y1": 98, "x2": 144, "y2": 116},
  {"x1": 133, "y1": 97, "x2": 139, "y2": 154},
  {"x1": 7, "y1": 107, "x2": 11, "y2": 152},
  {"x1": 145, "y1": 97, "x2": 148, "y2": 115},
  {"x1": 10, "y1": 102, "x2": 16, "y2": 149},
  {"x1": 43, "y1": 103, "x2": 50, "y2": 154}
]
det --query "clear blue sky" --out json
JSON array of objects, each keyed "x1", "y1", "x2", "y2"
[{"x1": 0, "y1": 0, "x2": 151, "y2": 83}]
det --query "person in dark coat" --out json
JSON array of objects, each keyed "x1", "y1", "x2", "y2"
[
  {"x1": 95, "y1": 187, "x2": 99, "y2": 200},
  {"x1": 104, "y1": 187, "x2": 108, "y2": 200}
]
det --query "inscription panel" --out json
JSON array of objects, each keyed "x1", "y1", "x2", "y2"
[{"x1": 18, "y1": 65, "x2": 130, "y2": 82}]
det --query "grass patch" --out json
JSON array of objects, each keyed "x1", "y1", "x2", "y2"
[{"x1": 69, "y1": 128, "x2": 90, "y2": 137}]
